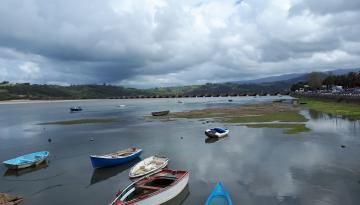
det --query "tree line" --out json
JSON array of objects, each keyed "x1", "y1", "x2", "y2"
[
  {"x1": 291, "y1": 71, "x2": 360, "y2": 91},
  {"x1": 322, "y1": 72, "x2": 360, "y2": 88}
]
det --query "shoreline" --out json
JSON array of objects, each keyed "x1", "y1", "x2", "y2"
[
  {"x1": 0, "y1": 96, "x2": 292, "y2": 105},
  {"x1": 0, "y1": 99, "x2": 106, "y2": 105}
]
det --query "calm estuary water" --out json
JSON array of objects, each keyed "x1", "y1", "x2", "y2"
[{"x1": 1, "y1": 97, "x2": 360, "y2": 205}]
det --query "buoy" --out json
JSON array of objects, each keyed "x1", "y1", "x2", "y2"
[
  {"x1": 341, "y1": 145, "x2": 346, "y2": 148},
  {"x1": 180, "y1": 137, "x2": 183, "y2": 139},
  {"x1": 48, "y1": 138, "x2": 52, "y2": 143}
]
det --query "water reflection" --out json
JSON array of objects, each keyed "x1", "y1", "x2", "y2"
[
  {"x1": 308, "y1": 109, "x2": 326, "y2": 120},
  {"x1": 4, "y1": 161, "x2": 49, "y2": 177},
  {"x1": 205, "y1": 136, "x2": 229, "y2": 144},
  {"x1": 302, "y1": 109, "x2": 360, "y2": 139},
  {"x1": 89, "y1": 158, "x2": 141, "y2": 186}
]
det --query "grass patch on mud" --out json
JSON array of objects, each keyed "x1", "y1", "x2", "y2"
[
  {"x1": 246, "y1": 123, "x2": 310, "y2": 134},
  {"x1": 301, "y1": 99, "x2": 360, "y2": 120},
  {"x1": 171, "y1": 103, "x2": 310, "y2": 134},
  {"x1": 225, "y1": 112, "x2": 307, "y2": 123}
]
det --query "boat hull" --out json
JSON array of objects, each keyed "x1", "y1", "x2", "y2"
[
  {"x1": 133, "y1": 173, "x2": 189, "y2": 205},
  {"x1": 4, "y1": 157, "x2": 47, "y2": 170},
  {"x1": 90, "y1": 150, "x2": 142, "y2": 168},
  {"x1": 111, "y1": 170, "x2": 189, "y2": 205},
  {"x1": 3, "y1": 151, "x2": 49, "y2": 170},
  {"x1": 205, "y1": 129, "x2": 229, "y2": 138},
  {"x1": 151, "y1": 110, "x2": 170, "y2": 116}
]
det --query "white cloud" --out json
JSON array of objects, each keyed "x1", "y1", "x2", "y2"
[{"x1": 0, "y1": 0, "x2": 359, "y2": 87}]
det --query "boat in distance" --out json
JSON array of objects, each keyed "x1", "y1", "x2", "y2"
[
  {"x1": 90, "y1": 148, "x2": 142, "y2": 169},
  {"x1": 110, "y1": 169, "x2": 189, "y2": 205},
  {"x1": 3, "y1": 151, "x2": 50, "y2": 170},
  {"x1": 129, "y1": 155, "x2": 169, "y2": 178},
  {"x1": 151, "y1": 110, "x2": 170, "y2": 116},
  {"x1": 205, "y1": 128, "x2": 229, "y2": 138},
  {"x1": 70, "y1": 106, "x2": 82, "y2": 112},
  {"x1": 205, "y1": 182, "x2": 233, "y2": 205}
]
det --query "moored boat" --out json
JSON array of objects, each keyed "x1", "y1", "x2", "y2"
[
  {"x1": 3, "y1": 151, "x2": 50, "y2": 170},
  {"x1": 70, "y1": 106, "x2": 82, "y2": 112},
  {"x1": 151, "y1": 110, "x2": 170, "y2": 116},
  {"x1": 129, "y1": 155, "x2": 168, "y2": 178},
  {"x1": 90, "y1": 148, "x2": 142, "y2": 169},
  {"x1": 205, "y1": 182, "x2": 233, "y2": 205},
  {"x1": 205, "y1": 128, "x2": 229, "y2": 138},
  {"x1": 110, "y1": 169, "x2": 189, "y2": 205}
]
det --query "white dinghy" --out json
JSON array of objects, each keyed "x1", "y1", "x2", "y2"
[
  {"x1": 129, "y1": 155, "x2": 169, "y2": 178},
  {"x1": 205, "y1": 127, "x2": 229, "y2": 138}
]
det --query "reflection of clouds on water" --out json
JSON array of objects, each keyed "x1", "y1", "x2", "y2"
[
  {"x1": 191, "y1": 126, "x2": 336, "y2": 201},
  {"x1": 0, "y1": 123, "x2": 43, "y2": 139}
]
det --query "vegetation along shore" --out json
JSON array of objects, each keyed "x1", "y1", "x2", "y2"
[{"x1": 299, "y1": 98, "x2": 360, "y2": 120}]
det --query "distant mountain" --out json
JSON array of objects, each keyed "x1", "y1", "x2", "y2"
[
  {"x1": 1, "y1": 68, "x2": 359, "y2": 100},
  {"x1": 234, "y1": 68, "x2": 360, "y2": 84},
  {"x1": 235, "y1": 73, "x2": 305, "y2": 84}
]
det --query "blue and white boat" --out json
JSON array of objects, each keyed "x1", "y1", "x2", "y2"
[
  {"x1": 205, "y1": 128, "x2": 229, "y2": 138},
  {"x1": 90, "y1": 147, "x2": 142, "y2": 169},
  {"x1": 3, "y1": 151, "x2": 50, "y2": 170},
  {"x1": 205, "y1": 182, "x2": 233, "y2": 205}
]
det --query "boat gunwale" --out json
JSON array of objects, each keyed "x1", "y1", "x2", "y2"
[{"x1": 90, "y1": 148, "x2": 142, "y2": 159}]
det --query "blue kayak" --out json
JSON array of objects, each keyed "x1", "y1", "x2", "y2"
[
  {"x1": 205, "y1": 182, "x2": 233, "y2": 205},
  {"x1": 90, "y1": 147, "x2": 142, "y2": 168},
  {"x1": 3, "y1": 151, "x2": 50, "y2": 170}
]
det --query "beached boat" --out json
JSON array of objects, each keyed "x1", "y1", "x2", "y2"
[
  {"x1": 151, "y1": 110, "x2": 170, "y2": 116},
  {"x1": 205, "y1": 128, "x2": 229, "y2": 138},
  {"x1": 70, "y1": 106, "x2": 82, "y2": 112},
  {"x1": 90, "y1": 148, "x2": 142, "y2": 169},
  {"x1": 3, "y1": 151, "x2": 49, "y2": 170},
  {"x1": 110, "y1": 169, "x2": 189, "y2": 205},
  {"x1": 205, "y1": 182, "x2": 233, "y2": 205},
  {"x1": 129, "y1": 155, "x2": 168, "y2": 178}
]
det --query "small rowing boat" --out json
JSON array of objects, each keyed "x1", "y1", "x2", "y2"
[
  {"x1": 70, "y1": 106, "x2": 82, "y2": 112},
  {"x1": 90, "y1": 148, "x2": 142, "y2": 169},
  {"x1": 205, "y1": 128, "x2": 229, "y2": 138},
  {"x1": 205, "y1": 182, "x2": 233, "y2": 205},
  {"x1": 129, "y1": 155, "x2": 168, "y2": 178},
  {"x1": 110, "y1": 169, "x2": 189, "y2": 205},
  {"x1": 151, "y1": 110, "x2": 170, "y2": 116},
  {"x1": 3, "y1": 151, "x2": 49, "y2": 170}
]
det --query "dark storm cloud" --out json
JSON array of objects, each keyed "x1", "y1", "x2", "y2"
[{"x1": 0, "y1": 0, "x2": 360, "y2": 87}]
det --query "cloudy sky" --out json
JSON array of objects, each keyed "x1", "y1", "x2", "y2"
[{"x1": 0, "y1": 0, "x2": 359, "y2": 88}]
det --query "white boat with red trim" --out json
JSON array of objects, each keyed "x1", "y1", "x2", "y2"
[{"x1": 110, "y1": 169, "x2": 189, "y2": 205}]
